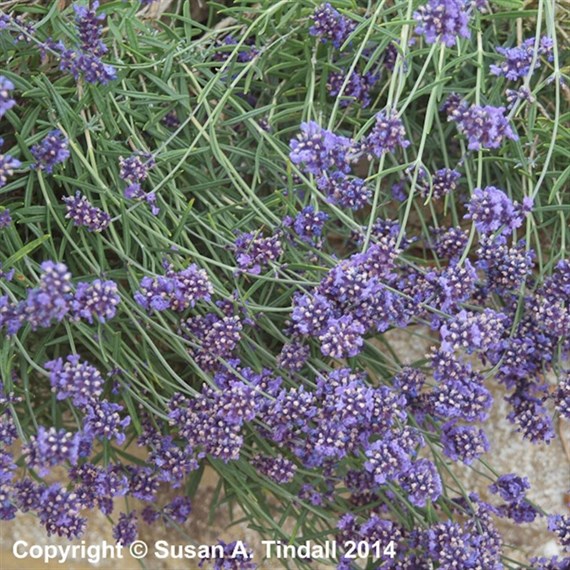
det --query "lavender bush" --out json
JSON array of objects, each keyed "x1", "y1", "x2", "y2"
[{"x1": 0, "y1": 0, "x2": 569, "y2": 567}]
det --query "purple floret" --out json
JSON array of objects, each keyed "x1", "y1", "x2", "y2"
[
  {"x1": 318, "y1": 315, "x2": 365, "y2": 359},
  {"x1": 441, "y1": 421, "x2": 490, "y2": 464},
  {"x1": 414, "y1": 0, "x2": 470, "y2": 47},
  {"x1": 83, "y1": 400, "x2": 131, "y2": 445},
  {"x1": 490, "y1": 36, "x2": 553, "y2": 81},
  {"x1": 289, "y1": 120, "x2": 352, "y2": 175},
  {"x1": 0, "y1": 209, "x2": 11, "y2": 229},
  {"x1": 73, "y1": 0, "x2": 107, "y2": 57},
  {"x1": 63, "y1": 191, "x2": 111, "y2": 232},
  {"x1": 446, "y1": 99, "x2": 518, "y2": 150},
  {"x1": 113, "y1": 511, "x2": 138, "y2": 546},
  {"x1": 234, "y1": 232, "x2": 283, "y2": 274},
  {"x1": 45, "y1": 355, "x2": 104, "y2": 407},
  {"x1": 465, "y1": 186, "x2": 524, "y2": 234},
  {"x1": 326, "y1": 68, "x2": 378, "y2": 108},
  {"x1": 356, "y1": 110, "x2": 410, "y2": 159},
  {"x1": 30, "y1": 130, "x2": 70, "y2": 173},
  {"x1": 252, "y1": 453, "x2": 297, "y2": 483},
  {"x1": 317, "y1": 171, "x2": 372, "y2": 210},
  {"x1": 0, "y1": 137, "x2": 21, "y2": 189},
  {"x1": 72, "y1": 279, "x2": 120, "y2": 324},
  {"x1": 489, "y1": 473, "x2": 530, "y2": 503},
  {"x1": 309, "y1": 3, "x2": 356, "y2": 48},
  {"x1": 0, "y1": 75, "x2": 16, "y2": 117},
  {"x1": 134, "y1": 264, "x2": 213, "y2": 312},
  {"x1": 291, "y1": 206, "x2": 328, "y2": 243},
  {"x1": 420, "y1": 168, "x2": 461, "y2": 199},
  {"x1": 398, "y1": 458, "x2": 443, "y2": 507},
  {"x1": 23, "y1": 426, "x2": 81, "y2": 475}
]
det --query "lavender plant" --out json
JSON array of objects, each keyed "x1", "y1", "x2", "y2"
[{"x1": 0, "y1": 0, "x2": 569, "y2": 567}]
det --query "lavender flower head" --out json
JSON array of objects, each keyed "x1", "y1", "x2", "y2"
[
  {"x1": 0, "y1": 209, "x2": 12, "y2": 229},
  {"x1": 309, "y1": 3, "x2": 356, "y2": 48},
  {"x1": 23, "y1": 427, "x2": 81, "y2": 475},
  {"x1": 63, "y1": 191, "x2": 110, "y2": 232},
  {"x1": 465, "y1": 186, "x2": 524, "y2": 234},
  {"x1": 326, "y1": 69, "x2": 378, "y2": 108},
  {"x1": 357, "y1": 110, "x2": 410, "y2": 159},
  {"x1": 17, "y1": 261, "x2": 73, "y2": 331},
  {"x1": 0, "y1": 138, "x2": 22, "y2": 188},
  {"x1": 289, "y1": 121, "x2": 352, "y2": 175},
  {"x1": 398, "y1": 458, "x2": 443, "y2": 507},
  {"x1": 30, "y1": 130, "x2": 70, "y2": 173},
  {"x1": 491, "y1": 36, "x2": 554, "y2": 81},
  {"x1": 234, "y1": 232, "x2": 283, "y2": 274},
  {"x1": 441, "y1": 422, "x2": 490, "y2": 464},
  {"x1": 0, "y1": 75, "x2": 16, "y2": 117},
  {"x1": 113, "y1": 511, "x2": 137, "y2": 546},
  {"x1": 134, "y1": 264, "x2": 212, "y2": 312},
  {"x1": 414, "y1": 0, "x2": 470, "y2": 47},
  {"x1": 119, "y1": 152, "x2": 154, "y2": 184},
  {"x1": 319, "y1": 315, "x2": 365, "y2": 359},
  {"x1": 72, "y1": 279, "x2": 121, "y2": 324},
  {"x1": 73, "y1": 1, "x2": 107, "y2": 57},
  {"x1": 446, "y1": 99, "x2": 518, "y2": 150},
  {"x1": 45, "y1": 355, "x2": 104, "y2": 407},
  {"x1": 489, "y1": 473, "x2": 530, "y2": 503},
  {"x1": 290, "y1": 206, "x2": 328, "y2": 243},
  {"x1": 420, "y1": 168, "x2": 461, "y2": 200},
  {"x1": 317, "y1": 172, "x2": 372, "y2": 210},
  {"x1": 83, "y1": 400, "x2": 131, "y2": 445}
]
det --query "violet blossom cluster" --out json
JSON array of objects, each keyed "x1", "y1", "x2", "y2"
[
  {"x1": 53, "y1": 1, "x2": 116, "y2": 85},
  {"x1": 326, "y1": 68, "x2": 378, "y2": 108},
  {"x1": 2, "y1": 1, "x2": 570, "y2": 562},
  {"x1": 134, "y1": 262, "x2": 213, "y2": 313},
  {"x1": 309, "y1": 3, "x2": 356, "y2": 48},
  {"x1": 444, "y1": 95, "x2": 518, "y2": 150},
  {"x1": 0, "y1": 261, "x2": 121, "y2": 335},
  {"x1": 0, "y1": 75, "x2": 15, "y2": 117},
  {"x1": 288, "y1": 113, "x2": 408, "y2": 211},
  {"x1": 414, "y1": 0, "x2": 471, "y2": 47},
  {"x1": 233, "y1": 231, "x2": 283, "y2": 274},
  {"x1": 119, "y1": 151, "x2": 158, "y2": 214},
  {"x1": 0, "y1": 138, "x2": 21, "y2": 189},
  {"x1": 491, "y1": 36, "x2": 554, "y2": 81},
  {"x1": 30, "y1": 130, "x2": 70, "y2": 173},
  {"x1": 62, "y1": 191, "x2": 111, "y2": 232}
]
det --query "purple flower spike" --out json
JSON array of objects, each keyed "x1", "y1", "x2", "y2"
[
  {"x1": 113, "y1": 511, "x2": 138, "y2": 546},
  {"x1": 441, "y1": 421, "x2": 490, "y2": 464},
  {"x1": 23, "y1": 427, "x2": 81, "y2": 475},
  {"x1": 72, "y1": 279, "x2": 121, "y2": 324},
  {"x1": 491, "y1": 36, "x2": 553, "y2": 81},
  {"x1": 489, "y1": 473, "x2": 530, "y2": 503},
  {"x1": 30, "y1": 130, "x2": 70, "y2": 173},
  {"x1": 0, "y1": 76, "x2": 16, "y2": 117},
  {"x1": 83, "y1": 400, "x2": 131, "y2": 445},
  {"x1": 446, "y1": 99, "x2": 518, "y2": 150},
  {"x1": 465, "y1": 186, "x2": 523, "y2": 234},
  {"x1": 309, "y1": 3, "x2": 356, "y2": 48},
  {"x1": 73, "y1": 0, "x2": 107, "y2": 57},
  {"x1": 414, "y1": 0, "x2": 471, "y2": 47},
  {"x1": 63, "y1": 191, "x2": 111, "y2": 232},
  {"x1": 45, "y1": 355, "x2": 104, "y2": 407},
  {"x1": 289, "y1": 121, "x2": 352, "y2": 175},
  {"x1": 357, "y1": 110, "x2": 410, "y2": 159},
  {"x1": 0, "y1": 138, "x2": 22, "y2": 188},
  {"x1": 0, "y1": 209, "x2": 12, "y2": 229},
  {"x1": 319, "y1": 315, "x2": 365, "y2": 359}
]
